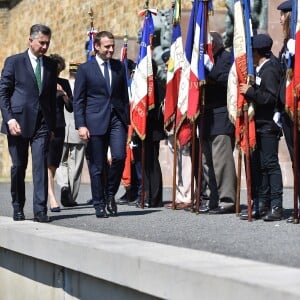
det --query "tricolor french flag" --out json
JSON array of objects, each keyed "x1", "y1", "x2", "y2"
[
  {"x1": 187, "y1": 0, "x2": 212, "y2": 121},
  {"x1": 227, "y1": 0, "x2": 256, "y2": 152},
  {"x1": 131, "y1": 10, "x2": 156, "y2": 140},
  {"x1": 164, "y1": 22, "x2": 184, "y2": 132},
  {"x1": 174, "y1": 0, "x2": 199, "y2": 146}
]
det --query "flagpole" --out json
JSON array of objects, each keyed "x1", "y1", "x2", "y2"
[
  {"x1": 195, "y1": 0, "x2": 209, "y2": 214},
  {"x1": 195, "y1": 90, "x2": 205, "y2": 214},
  {"x1": 243, "y1": 102, "x2": 252, "y2": 221},
  {"x1": 87, "y1": 8, "x2": 96, "y2": 60},
  {"x1": 140, "y1": 0, "x2": 149, "y2": 210},
  {"x1": 243, "y1": 0, "x2": 254, "y2": 221},
  {"x1": 291, "y1": 0, "x2": 299, "y2": 224},
  {"x1": 139, "y1": 0, "x2": 153, "y2": 209},
  {"x1": 170, "y1": 0, "x2": 178, "y2": 210},
  {"x1": 235, "y1": 151, "x2": 242, "y2": 216},
  {"x1": 190, "y1": 122, "x2": 196, "y2": 211},
  {"x1": 189, "y1": 0, "x2": 199, "y2": 213},
  {"x1": 172, "y1": 133, "x2": 178, "y2": 209}
]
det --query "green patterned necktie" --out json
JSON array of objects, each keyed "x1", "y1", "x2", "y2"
[{"x1": 35, "y1": 58, "x2": 42, "y2": 93}]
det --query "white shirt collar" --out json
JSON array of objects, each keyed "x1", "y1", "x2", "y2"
[
  {"x1": 95, "y1": 55, "x2": 110, "y2": 67},
  {"x1": 28, "y1": 49, "x2": 42, "y2": 62},
  {"x1": 256, "y1": 58, "x2": 269, "y2": 74}
]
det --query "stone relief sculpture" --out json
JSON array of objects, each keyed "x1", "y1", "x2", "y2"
[
  {"x1": 137, "y1": 9, "x2": 172, "y2": 83},
  {"x1": 224, "y1": 0, "x2": 268, "y2": 49}
]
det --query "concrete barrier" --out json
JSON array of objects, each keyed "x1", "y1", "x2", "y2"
[{"x1": 0, "y1": 216, "x2": 300, "y2": 300}]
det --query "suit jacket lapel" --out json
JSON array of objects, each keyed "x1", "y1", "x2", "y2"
[
  {"x1": 24, "y1": 51, "x2": 37, "y2": 87},
  {"x1": 42, "y1": 57, "x2": 51, "y2": 92},
  {"x1": 91, "y1": 59, "x2": 102, "y2": 81},
  {"x1": 92, "y1": 59, "x2": 112, "y2": 95}
]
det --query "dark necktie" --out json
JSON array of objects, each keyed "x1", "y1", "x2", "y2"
[
  {"x1": 103, "y1": 61, "x2": 110, "y2": 92},
  {"x1": 35, "y1": 58, "x2": 42, "y2": 93}
]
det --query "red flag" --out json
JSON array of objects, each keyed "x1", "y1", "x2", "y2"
[
  {"x1": 286, "y1": 0, "x2": 300, "y2": 127},
  {"x1": 294, "y1": 2, "x2": 300, "y2": 100},
  {"x1": 227, "y1": 0, "x2": 256, "y2": 152}
]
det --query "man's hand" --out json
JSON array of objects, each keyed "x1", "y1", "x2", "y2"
[
  {"x1": 78, "y1": 126, "x2": 90, "y2": 141},
  {"x1": 8, "y1": 119, "x2": 21, "y2": 136},
  {"x1": 50, "y1": 131, "x2": 55, "y2": 141},
  {"x1": 239, "y1": 83, "x2": 251, "y2": 95},
  {"x1": 57, "y1": 83, "x2": 68, "y2": 103}
]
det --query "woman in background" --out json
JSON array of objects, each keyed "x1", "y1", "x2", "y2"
[{"x1": 48, "y1": 54, "x2": 73, "y2": 212}]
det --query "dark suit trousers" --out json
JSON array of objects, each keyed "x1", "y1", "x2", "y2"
[
  {"x1": 7, "y1": 122, "x2": 49, "y2": 215},
  {"x1": 87, "y1": 111, "x2": 127, "y2": 208},
  {"x1": 133, "y1": 139, "x2": 163, "y2": 207},
  {"x1": 251, "y1": 132, "x2": 283, "y2": 208}
]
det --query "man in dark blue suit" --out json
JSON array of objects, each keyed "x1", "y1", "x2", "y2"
[
  {"x1": 0, "y1": 24, "x2": 57, "y2": 222},
  {"x1": 74, "y1": 31, "x2": 129, "y2": 218}
]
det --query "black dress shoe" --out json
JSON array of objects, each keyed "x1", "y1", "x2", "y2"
[
  {"x1": 240, "y1": 208, "x2": 268, "y2": 220},
  {"x1": 263, "y1": 207, "x2": 283, "y2": 222},
  {"x1": 197, "y1": 199, "x2": 210, "y2": 214},
  {"x1": 107, "y1": 196, "x2": 117, "y2": 216},
  {"x1": 209, "y1": 205, "x2": 235, "y2": 214},
  {"x1": 198, "y1": 204, "x2": 210, "y2": 214},
  {"x1": 240, "y1": 209, "x2": 258, "y2": 220},
  {"x1": 144, "y1": 202, "x2": 151, "y2": 208},
  {"x1": 116, "y1": 198, "x2": 128, "y2": 205},
  {"x1": 86, "y1": 199, "x2": 93, "y2": 205},
  {"x1": 13, "y1": 211, "x2": 25, "y2": 221},
  {"x1": 129, "y1": 198, "x2": 140, "y2": 206},
  {"x1": 50, "y1": 206, "x2": 61, "y2": 213},
  {"x1": 135, "y1": 200, "x2": 150, "y2": 208},
  {"x1": 95, "y1": 207, "x2": 109, "y2": 218},
  {"x1": 34, "y1": 212, "x2": 51, "y2": 223}
]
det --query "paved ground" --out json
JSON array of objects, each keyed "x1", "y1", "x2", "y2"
[{"x1": 0, "y1": 182, "x2": 299, "y2": 269}]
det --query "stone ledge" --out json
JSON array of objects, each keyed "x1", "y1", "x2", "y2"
[{"x1": 0, "y1": 216, "x2": 300, "y2": 300}]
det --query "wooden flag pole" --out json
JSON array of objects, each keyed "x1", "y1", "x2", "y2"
[
  {"x1": 172, "y1": 133, "x2": 178, "y2": 209},
  {"x1": 243, "y1": 104, "x2": 252, "y2": 222},
  {"x1": 190, "y1": 122, "x2": 196, "y2": 212},
  {"x1": 236, "y1": 150, "x2": 242, "y2": 216},
  {"x1": 195, "y1": 89, "x2": 205, "y2": 214}
]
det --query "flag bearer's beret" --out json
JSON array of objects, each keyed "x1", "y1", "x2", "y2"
[
  {"x1": 252, "y1": 34, "x2": 273, "y2": 50},
  {"x1": 277, "y1": 0, "x2": 292, "y2": 12}
]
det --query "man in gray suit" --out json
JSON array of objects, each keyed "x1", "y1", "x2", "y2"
[{"x1": 56, "y1": 63, "x2": 86, "y2": 206}]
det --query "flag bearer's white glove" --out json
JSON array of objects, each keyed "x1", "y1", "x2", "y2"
[
  {"x1": 287, "y1": 38, "x2": 295, "y2": 56},
  {"x1": 204, "y1": 54, "x2": 213, "y2": 71}
]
